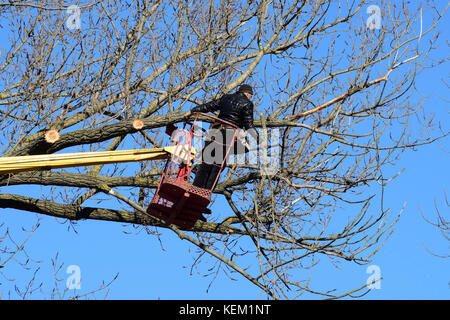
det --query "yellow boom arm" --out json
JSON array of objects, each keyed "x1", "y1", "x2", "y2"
[{"x1": 0, "y1": 145, "x2": 195, "y2": 175}]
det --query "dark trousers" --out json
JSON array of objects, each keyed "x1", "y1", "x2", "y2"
[
  {"x1": 193, "y1": 128, "x2": 236, "y2": 190},
  {"x1": 192, "y1": 162, "x2": 222, "y2": 190}
]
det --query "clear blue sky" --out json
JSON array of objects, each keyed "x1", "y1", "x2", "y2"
[{"x1": 0, "y1": 2, "x2": 448, "y2": 300}]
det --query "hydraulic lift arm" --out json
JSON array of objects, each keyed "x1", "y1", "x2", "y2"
[{"x1": 0, "y1": 146, "x2": 195, "y2": 175}]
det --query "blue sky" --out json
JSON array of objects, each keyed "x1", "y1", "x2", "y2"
[{"x1": 0, "y1": 2, "x2": 448, "y2": 300}]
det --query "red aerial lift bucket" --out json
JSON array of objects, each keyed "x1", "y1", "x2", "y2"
[{"x1": 147, "y1": 112, "x2": 240, "y2": 229}]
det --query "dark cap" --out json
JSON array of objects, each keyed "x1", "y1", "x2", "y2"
[{"x1": 237, "y1": 84, "x2": 253, "y2": 95}]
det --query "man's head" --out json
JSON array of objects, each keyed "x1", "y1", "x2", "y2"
[{"x1": 237, "y1": 84, "x2": 253, "y2": 99}]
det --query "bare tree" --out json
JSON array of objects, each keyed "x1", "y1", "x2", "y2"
[
  {"x1": 0, "y1": 0, "x2": 448, "y2": 299},
  {"x1": 0, "y1": 219, "x2": 117, "y2": 299},
  {"x1": 420, "y1": 191, "x2": 449, "y2": 259}
]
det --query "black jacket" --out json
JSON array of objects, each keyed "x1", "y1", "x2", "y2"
[{"x1": 191, "y1": 92, "x2": 255, "y2": 130}]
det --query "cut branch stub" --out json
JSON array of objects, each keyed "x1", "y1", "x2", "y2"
[
  {"x1": 132, "y1": 119, "x2": 145, "y2": 130},
  {"x1": 44, "y1": 130, "x2": 61, "y2": 143}
]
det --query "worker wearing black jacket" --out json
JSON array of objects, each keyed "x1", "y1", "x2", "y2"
[{"x1": 186, "y1": 84, "x2": 256, "y2": 191}]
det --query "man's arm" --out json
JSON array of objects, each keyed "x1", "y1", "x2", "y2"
[
  {"x1": 242, "y1": 101, "x2": 258, "y2": 140},
  {"x1": 242, "y1": 101, "x2": 255, "y2": 130},
  {"x1": 191, "y1": 98, "x2": 221, "y2": 114}
]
